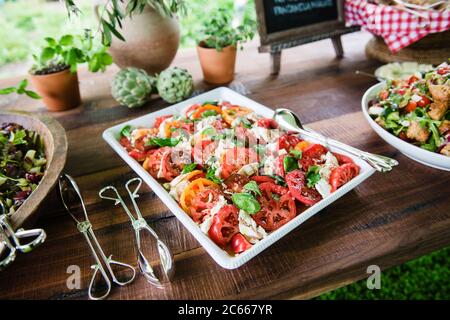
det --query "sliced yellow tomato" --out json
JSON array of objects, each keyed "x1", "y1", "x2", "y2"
[
  {"x1": 294, "y1": 141, "x2": 310, "y2": 151},
  {"x1": 134, "y1": 128, "x2": 158, "y2": 140},
  {"x1": 179, "y1": 178, "x2": 219, "y2": 213},
  {"x1": 192, "y1": 105, "x2": 222, "y2": 119},
  {"x1": 222, "y1": 106, "x2": 252, "y2": 125}
]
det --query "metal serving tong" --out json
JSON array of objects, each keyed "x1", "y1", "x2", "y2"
[
  {"x1": 99, "y1": 177, "x2": 174, "y2": 287},
  {"x1": 58, "y1": 174, "x2": 136, "y2": 300},
  {"x1": 0, "y1": 202, "x2": 47, "y2": 271},
  {"x1": 273, "y1": 108, "x2": 399, "y2": 172}
]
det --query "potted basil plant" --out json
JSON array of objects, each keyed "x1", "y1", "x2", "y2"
[
  {"x1": 196, "y1": 8, "x2": 255, "y2": 84},
  {"x1": 29, "y1": 32, "x2": 112, "y2": 112}
]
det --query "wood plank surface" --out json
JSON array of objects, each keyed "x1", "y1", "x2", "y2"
[{"x1": 1, "y1": 31, "x2": 449, "y2": 300}]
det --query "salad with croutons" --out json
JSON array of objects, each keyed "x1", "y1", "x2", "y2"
[
  {"x1": 368, "y1": 62, "x2": 450, "y2": 156},
  {"x1": 119, "y1": 101, "x2": 360, "y2": 255}
]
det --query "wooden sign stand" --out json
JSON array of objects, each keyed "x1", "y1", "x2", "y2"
[{"x1": 255, "y1": 0, "x2": 359, "y2": 75}]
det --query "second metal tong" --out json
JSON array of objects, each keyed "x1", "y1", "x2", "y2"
[
  {"x1": 0, "y1": 202, "x2": 47, "y2": 271},
  {"x1": 59, "y1": 174, "x2": 136, "y2": 300},
  {"x1": 99, "y1": 177, "x2": 174, "y2": 287}
]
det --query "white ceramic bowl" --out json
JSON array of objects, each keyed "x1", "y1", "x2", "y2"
[
  {"x1": 362, "y1": 83, "x2": 450, "y2": 171},
  {"x1": 104, "y1": 87, "x2": 375, "y2": 269}
]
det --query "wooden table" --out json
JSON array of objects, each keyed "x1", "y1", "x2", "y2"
[{"x1": 1, "y1": 31, "x2": 449, "y2": 300}]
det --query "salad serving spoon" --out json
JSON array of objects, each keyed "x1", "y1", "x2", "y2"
[{"x1": 273, "y1": 108, "x2": 399, "y2": 172}]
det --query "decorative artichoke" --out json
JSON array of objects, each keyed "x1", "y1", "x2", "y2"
[
  {"x1": 111, "y1": 67, "x2": 156, "y2": 108},
  {"x1": 157, "y1": 67, "x2": 194, "y2": 103}
]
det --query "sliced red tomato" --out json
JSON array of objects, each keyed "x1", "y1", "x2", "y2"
[
  {"x1": 129, "y1": 150, "x2": 146, "y2": 162},
  {"x1": 251, "y1": 175, "x2": 275, "y2": 184},
  {"x1": 437, "y1": 67, "x2": 449, "y2": 75},
  {"x1": 276, "y1": 154, "x2": 286, "y2": 177},
  {"x1": 405, "y1": 101, "x2": 417, "y2": 113},
  {"x1": 257, "y1": 118, "x2": 278, "y2": 129},
  {"x1": 224, "y1": 174, "x2": 250, "y2": 194},
  {"x1": 120, "y1": 137, "x2": 132, "y2": 151},
  {"x1": 398, "y1": 88, "x2": 406, "y2": 95},
  {"x1": 278, "y1": 134, "x2": 302, "y2": 152},
  {"x1": 408, "y1": 75, "x2": 419, "y2": 85},
  {"x1": 417, "y1": 96, "x2": 431, "y2": 108},
  {"x1": 231, "y1": 233, "x2": 252, "y2": 254},
  {"x1": 285, "y1": 170, "x2": 322, "y2": 206},
  {"x1": 253, "y1": 191, "x2": 296, "y2": 232},
  {"x1": 161, "y1": 150, "x2": 182, "y2": 181},
  {"x1": 143, "y1": 147, "x2": 169, "y2": 179},
  {"x1": 190, "y1": 188, "x2": 222, "y2": 223},
  {"x1": 329, "y1": 163, "x2": 360, "y2": 192},
  {"x1": 154, "y1": 115, "x2": 173, "y2": 129},
  {"x1": 332, "y1": 152, "x2": 354, "y2": 165},
  {"x1": 192, "y1": 140, "x2": 217, "y2": 165},
  {"x1": 208, "y1": 205, "x2": 239, "y2": 247},
  {"x1": 300, "y1": 144, "x2": 328, "y2": 171},
  {"x1": 133, "y1": 136, "x2": 147, "y2": 152},
  {"x1": 259, "y1": 181, "x2": 288, "y2": 198},
  {"x1": 184, "y1": 103, "x2": 202, "y2": 117},
  {"x1": 221, "y1": 147, "x2": 258, "y2": 179},
  {"x1": 235, "y1": 126, "x2": 257, "y2": 145},
  {"x1": 379, "y1": 90, "x2": 389, "y2": 100}
]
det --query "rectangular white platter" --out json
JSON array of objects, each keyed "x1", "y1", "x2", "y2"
[{"x1": 103, "y1": 87, "x2": 375, "y2": 269}]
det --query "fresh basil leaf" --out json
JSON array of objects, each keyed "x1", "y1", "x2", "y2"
[
  {"x1": 146, "y1": 137, "x2": 180, "y2": 147},
  {"x1": 232, "y1": 193, "x2": 260, "y2": 215},
  {"x1": 241, "y1": 118, "x2": 252, "y2": 129},
  {"x1": 201, "y1": 127, "x2": 216, "y2": 136},
  {"x1": 290, "y1": 149, "x2": 302, "y2": 159},
  {"x1": 283, "y1": 156, "x2": 299, "y2": 173},
  {"x1": 306, "y1": 165, "x2": 321, "y2": 188},
  {"x1": 120, "y1": 125, "x2": 134, "y2": 138},
  {"x1": 202, "y1": 101, "x2": 218, "y2": 106},
  {"x1": 269, "y1": 175, "x2": 287, "y2": 187},
  {"x1": 201, "y1": 110, "x2": 218, "y2": 118},
  {"x1": 182, "y1": 163, "x2": 197, "y2": 174},
  {"x1": 243, "y1": 181, "x2": 261, "y2": 196},
  {"x1": 206, "y1": 166, "x2": 222, "y2": 184}
]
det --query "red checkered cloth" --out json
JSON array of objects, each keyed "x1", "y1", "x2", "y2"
[{"x1": 345, "y1": 0, "x2": 450, "y2": 53}]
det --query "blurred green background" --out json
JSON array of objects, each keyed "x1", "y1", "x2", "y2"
[
  {"x1": 0, "y1": 0, "x2": 449, "y2": 300},
  {"x1": 0, "y1": 0, "x2": 256, "y2": 78}
]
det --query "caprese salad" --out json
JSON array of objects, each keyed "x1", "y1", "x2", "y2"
[{"x1": 119, "y1": 101, "x2": 360, "y2": 255}]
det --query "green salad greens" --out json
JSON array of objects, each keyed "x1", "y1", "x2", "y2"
[
  {"x1": 0, "y1": 123, "x2": 46, "y2": 215},
  {"x1": 368, "y1": 62, "x2": 449, "y2": 157}
]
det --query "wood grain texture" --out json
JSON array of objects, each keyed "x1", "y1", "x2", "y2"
[{"x1": 0, "y1": 31, "x2": 449, "y2": 300}]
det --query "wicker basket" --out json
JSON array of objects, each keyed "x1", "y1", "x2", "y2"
[{"x1": 366, "y1": 30, "x2": 450, "y2": 65}]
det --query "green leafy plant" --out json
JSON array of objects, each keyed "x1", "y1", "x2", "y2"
[
  {"x1": 30, "y1": 31, "x2": 113, "y2": 75},
  {"x1": 64, "y1": 0, "x2": 187, "y2": 46},
  {"x1": 0, "y1": 79, "x2": 41, "y2": 99},
  {"x1": 198, "y1": 7, "x2": 255, "y2": 51}
]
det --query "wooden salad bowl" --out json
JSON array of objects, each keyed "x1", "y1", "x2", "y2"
[{"x1": 0, "y1": 111, "x2": 67, "y2": 229}]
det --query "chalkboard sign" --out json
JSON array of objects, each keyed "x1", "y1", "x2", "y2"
[
  {"x1": 255, "y1": 0, "x2": 359, "y2": 74},
  {"x1": 263, "y1": 0, "x2": 339, "y2": 34}
]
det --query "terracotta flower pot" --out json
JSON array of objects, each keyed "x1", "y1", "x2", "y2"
[
  {"x1": 96, "y1": 4, "x2": 180, "y2": 75},
  {"x1": 197, "y1": 43, "x2": 237, "y2": 84},
  {"x1": 30, "y1": 68, "x2": 81, "y2": 112}
]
